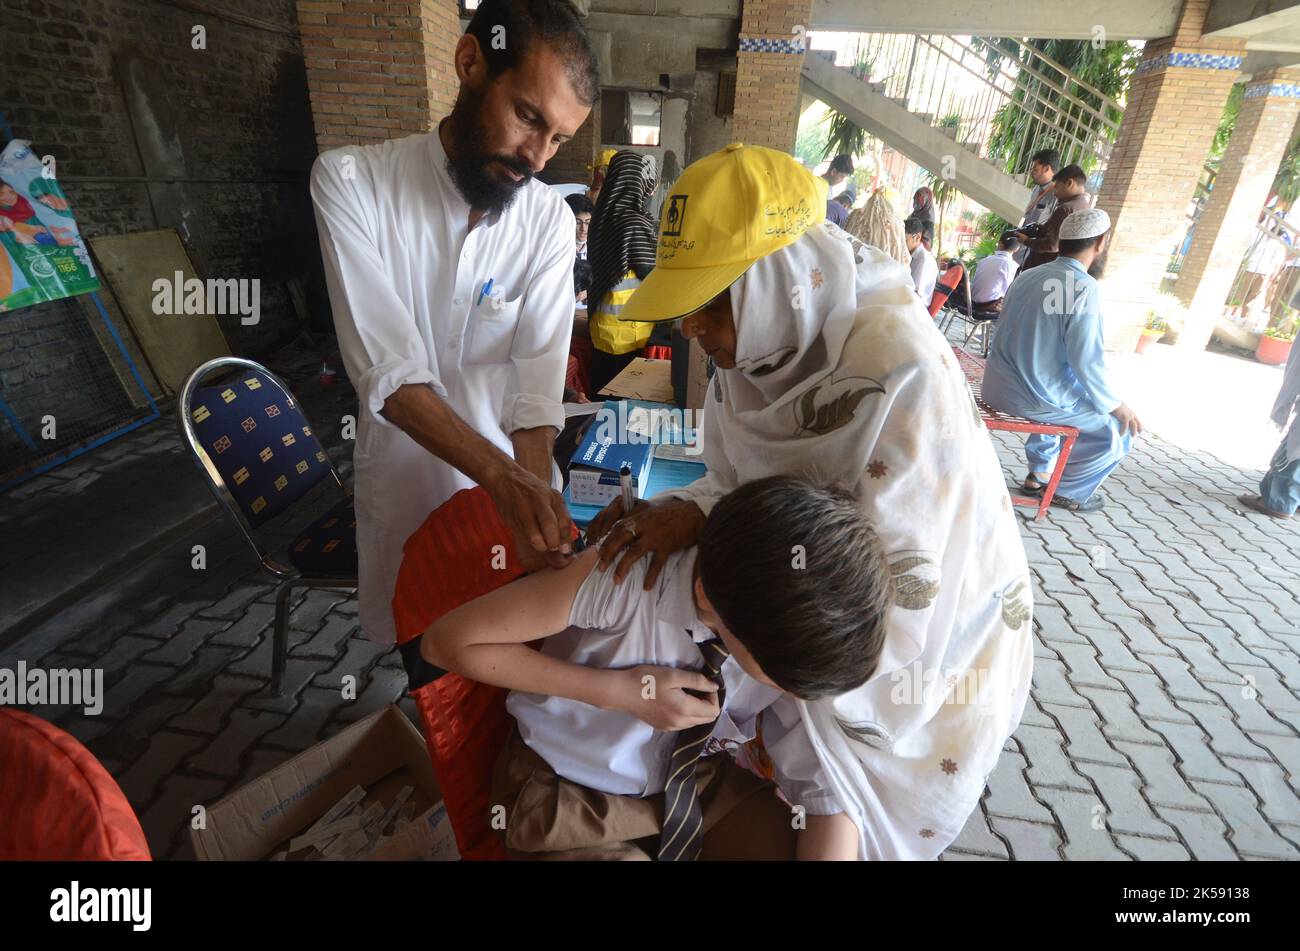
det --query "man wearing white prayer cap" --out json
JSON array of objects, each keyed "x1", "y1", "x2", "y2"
[{"x1": 982, "y1": 207, "x2": 1144, "y2": 512}]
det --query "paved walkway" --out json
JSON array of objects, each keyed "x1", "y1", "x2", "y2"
[{"x1": 1, "y1": 341, "x2": 1296, "y2": 860}]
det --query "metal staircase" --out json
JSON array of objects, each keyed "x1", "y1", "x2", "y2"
[{"x1": 801, "y1": 34, "x2": 1123, "y2": 223}]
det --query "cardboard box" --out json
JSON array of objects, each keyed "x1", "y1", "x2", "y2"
[
  {"x1": 191, "y1": 705, "x2": 458, "y2": 861},
  {"x1": 568, "y1": 401, "x2": 655, "y2": 506}
]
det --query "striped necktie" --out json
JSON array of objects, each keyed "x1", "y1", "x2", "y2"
[{"x1": 658, "y1": 636, "x2": 729, "y2": 862}]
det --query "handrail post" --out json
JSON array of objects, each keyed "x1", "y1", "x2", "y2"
[{"x1": 905, "y1": 34, "x2": 919, "y2": 106}]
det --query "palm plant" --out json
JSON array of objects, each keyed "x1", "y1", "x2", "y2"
[
  {"x1": 820, "y1": 49, "x2": 876, "y2": 161},
  {"x1": 922, "y1": 112, "x2": 963, "y2": 253},
  {"x1": 974, "y1": 38, "x2": 1137, "y2": 178}
]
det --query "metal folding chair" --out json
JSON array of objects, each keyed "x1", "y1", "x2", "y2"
[
  {"x1": 963, "y1": 312, "x2": 1000, "y2": 357},
  {"x1": 178, "y1": 357, "x2": 357, "y2": 694},
  {"x1": 938, "y1": 261, "x2": 973, "y2": 336}
]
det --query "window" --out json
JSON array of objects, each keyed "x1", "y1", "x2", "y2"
[
  {"x1": 628, "y1": 92, "x2": 662, "y2": 147},
  {"x1": 601, "y1": 90, "x2": 663, "y2": 147}
]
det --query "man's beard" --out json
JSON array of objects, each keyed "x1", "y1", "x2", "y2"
[
  {"x1": 444, "y1": 85, "x2": 534, "y2": 215},
  {"x1": 1088, "y1": 249, "x2": 1109, "y2": 279}
]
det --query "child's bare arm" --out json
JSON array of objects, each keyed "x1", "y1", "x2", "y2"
[
  {"x1": 420, "y1": 549, "x2": 610, "y2": 704},
  {"x1": 419, "y1": 548, "x2": 717, "y2": 727}
]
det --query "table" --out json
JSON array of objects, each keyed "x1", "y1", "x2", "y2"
[{"x1": 951, "y1": 346, "x2": 1079, "y2": 520}]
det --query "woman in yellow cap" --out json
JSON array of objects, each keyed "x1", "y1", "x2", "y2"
[{"x1": 588, "y1": 142, "x2": 1033, "y2": 861}]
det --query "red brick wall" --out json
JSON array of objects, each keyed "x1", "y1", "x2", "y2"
[
  {"x1": 296, "y1": 0, "x2": 462, "y2": 150},
  {"x1": 1094, "y1": 0, "x2": 1244, "y2": 350},
  {"x1": 732, "y1": 0, "x2": 814, "y2": 152},
  {"x1": 1176, "y1": 68, "x2": 1300, "y2": 349}
]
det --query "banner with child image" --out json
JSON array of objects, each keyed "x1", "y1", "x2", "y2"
[{"x1": 0, "y1": 139, "x2": 99, "y2": 311}]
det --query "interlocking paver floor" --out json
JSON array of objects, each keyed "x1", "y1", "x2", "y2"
[{"x1": 2, "y1": 340, "x2": 1297, "y2": 860}]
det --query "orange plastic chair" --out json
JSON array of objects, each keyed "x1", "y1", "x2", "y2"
[
  {"x1": 392, "y1": 487, "x2": 577, "y2": 861},
  {"x1": 0, "y1": 708, "x2": 151, "y2": 860},
  {"x1": 928, "y1": 261, "x2": 964, "y2": 317}
]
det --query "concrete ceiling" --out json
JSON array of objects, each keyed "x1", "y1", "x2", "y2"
[
  {"x1": 807, "y1": 0, "x2": 1183, "y2": 39},
  {"x1": 1207, "y1": 1, "x2": 1300, "y2": 53}
]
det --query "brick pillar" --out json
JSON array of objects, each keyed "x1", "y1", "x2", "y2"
[
  {"x1": 296, "y1": 0, "x2": 462, "y2": 151},
  {"x1": 1175, "y1": 69, "x2": 1300, "y2": 350},
  {"x1": 1094, "y1": 0, "x2": 1244, "y2": 351},
  {"x1": 732, "y1": 0, "x2": 815, "y2": 152}
]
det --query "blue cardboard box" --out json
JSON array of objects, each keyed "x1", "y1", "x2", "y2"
[{"x1": 569, "y1": 404, "x2": 656, "y2": 506}]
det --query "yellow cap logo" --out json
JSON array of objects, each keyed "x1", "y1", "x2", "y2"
[{"x1": 622, "y1": 143, "x2": 827, "y2": 323}]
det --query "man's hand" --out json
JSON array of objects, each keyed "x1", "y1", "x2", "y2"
[
  {"x1": 588, "y1": 496, "x2": 707, "y2": 589},
  {"x1": 604, "y1": 665, "x2": 719, "y2": 731},
  {"x1": 1111, "y1": 402, "x2": 1143, "y2": 437},
  {"x1": 484, "y1": 463, "x2": 573, "y2": 571}
]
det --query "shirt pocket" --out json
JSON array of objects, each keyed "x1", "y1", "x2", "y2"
[{"x1": 465, "y1": 295, "x2": 520, "y2": 366}]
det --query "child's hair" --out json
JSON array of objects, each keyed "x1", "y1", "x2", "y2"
[
  {"x1": 565, "y1": 193, "x2": 595, "y2": 217},
  {"x1": 903, "y1": 216, "x2": 925, "y2": 237},
  {"x1": 697, "y1": 475, "x2": 892, "y2": 700},
  {"x1": 573, "y1": 259, "x2": 592, "y2": 299}
]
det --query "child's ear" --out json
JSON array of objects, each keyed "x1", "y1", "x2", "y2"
[{"x1": 693, "y1": 575, "x2": 712, "y2": 613}]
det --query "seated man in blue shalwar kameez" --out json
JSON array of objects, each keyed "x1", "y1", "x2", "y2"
[{"x1": 982, "y1": 208, "x2": 1143, "y2": 513}]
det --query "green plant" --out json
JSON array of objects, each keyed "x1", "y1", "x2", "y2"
[
  {"x1": 970, "y1": 235, "x2": 999, "y2": 261},
  {"x1": 819, "y1": 49, "x2": 876, "y2": 161},
  {"x1": 975, "y1": 38, "x2": 1137, "y2": 178},
  {"x1": 1271, "y1": 134, "x2": 1300, "y2": 206},
  {"x1": 921, "y1": 112, "x2": 964, "y2": 247},
  {"x1": 1210, "y1": 83, "x2": 1244, "y2": 165},
  {"x1": 1145, "y1": 292, "x2": 1186, "y2": 334},
  {"x1": 1265, "y1": 317, "x2": 1298, "y2": 341},
  {"x1": 794, "y1": 115, "x2": 830, "y2": 169},
  {"x1": 978, "y1": 212, "x2": 1011, "y2": 243}
]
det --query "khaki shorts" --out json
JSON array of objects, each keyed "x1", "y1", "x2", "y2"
[{"x1": 490, "y1": 726, "x2": 798, "y2": 861}]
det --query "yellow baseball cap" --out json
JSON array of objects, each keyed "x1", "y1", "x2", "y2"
[{"x1": 619, "y1": 142, "x2": 827, "y2": 323}]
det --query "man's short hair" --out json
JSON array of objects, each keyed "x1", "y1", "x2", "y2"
[
  {"x1": 466, "y1": 0, "x2": 600, "y2": 106},
  {"x1": 999, "y1": 233, "x2": 1021, "y2": 251},
  {"x1": 829, "y1": 154, "x2": 854, "y2": 176},
  {"x1": 903, "y1": 216, "x2": 925, "y2": 237},
  {"x1": 697, "y1": 476, "x2": 891, "y2": 700},
  {"x1": 1054, "y1": 163, "x2": 1087, "y2": 186},
  {"x1": 1030, "y1": 148, "x2": 1060, "y2": 172},
  {"x1": 565, "y1": 193, "x2": 594, "y2": 217}
]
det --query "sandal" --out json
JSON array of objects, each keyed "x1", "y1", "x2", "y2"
[
  {"x1": 1237, "y1": 494, "x2": 1293, "y2": 520},
  {"x1": 1020, "y1": 472, "x2": 1049, "y2": 495},
  {"x1": 1051, "y1": 491, "x2": 1105, "y2": 513}
]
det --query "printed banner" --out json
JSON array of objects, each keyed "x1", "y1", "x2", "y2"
[{"x1": 0, "y1": 138, "x2": 99, "y2": 311}]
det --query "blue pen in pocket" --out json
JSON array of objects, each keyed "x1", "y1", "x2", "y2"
[{"x1": 477, "y1": 277, "x2": 494, "y2": 307}]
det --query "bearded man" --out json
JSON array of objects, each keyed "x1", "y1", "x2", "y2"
[{"x1": 309, "y1": 0, "x2": 597, "y2": 643}]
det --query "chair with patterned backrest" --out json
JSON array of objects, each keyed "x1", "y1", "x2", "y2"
[{"x1": 178, "y1": 357, "x2": 357, "y2": 694}]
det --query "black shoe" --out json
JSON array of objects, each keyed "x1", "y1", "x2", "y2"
[
  {"x1": 1051, "y1": 491, "x2": 1105, "y2": 513},
  {"x1": 1237, "y1": 494, "x2": 1293, "y2": 520}
]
